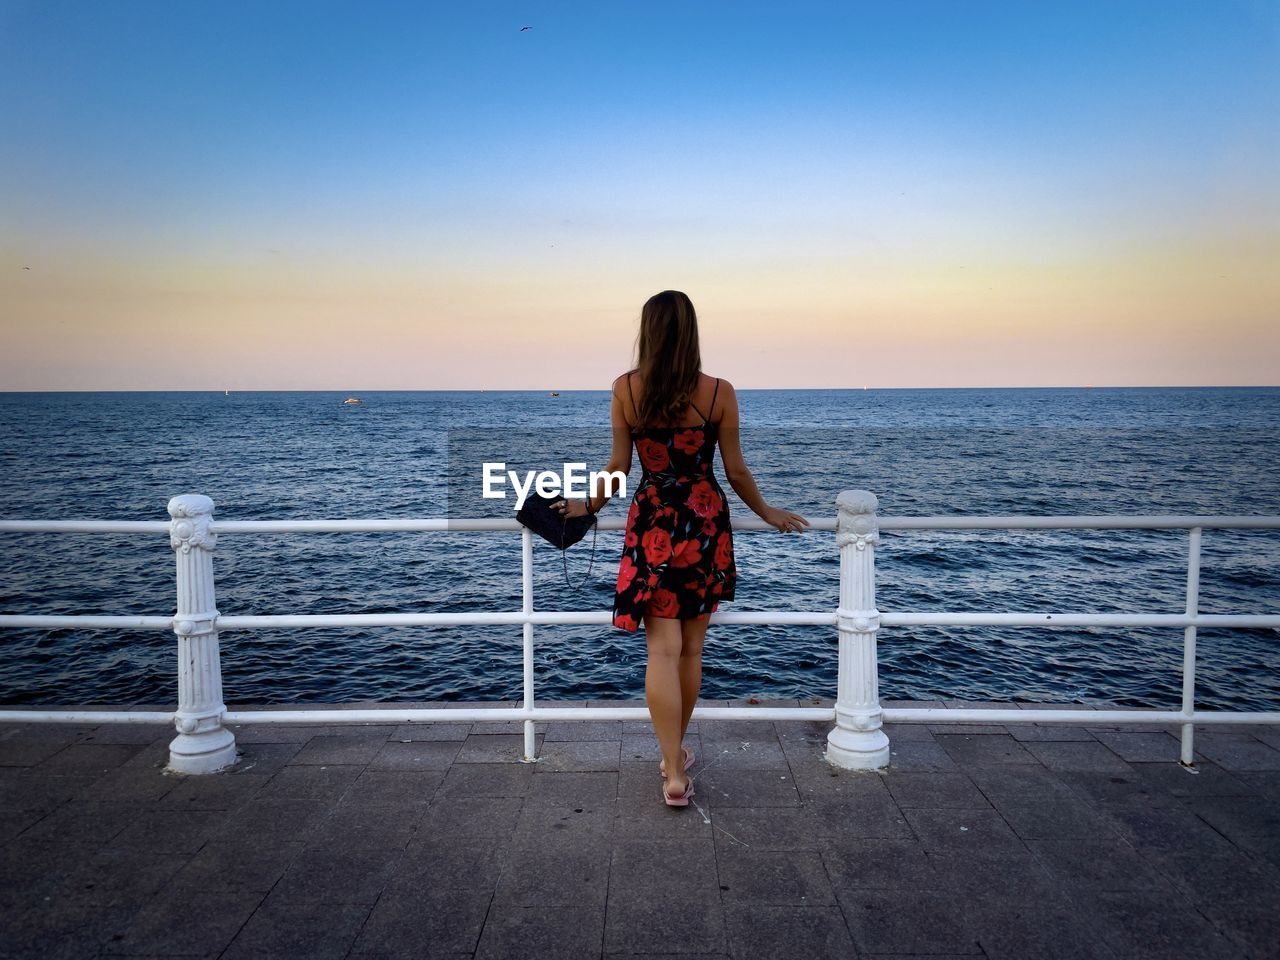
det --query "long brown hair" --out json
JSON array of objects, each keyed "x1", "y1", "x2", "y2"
[{"x1": 631, "y1": 290, "x2": 702, "y2": 428}]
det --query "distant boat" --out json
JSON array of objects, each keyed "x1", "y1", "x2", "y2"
[
  {"x1": 224, "y1": 388, "x2": 229, "y2": 396},
  {"x1": 549, "y1": 391, "x2": 560, "y2": 397},
  {"x1": 342, "y1": 397, "x2": 362, "y2": 404}
]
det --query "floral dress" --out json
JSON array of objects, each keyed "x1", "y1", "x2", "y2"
[{"x1": 612, "y1": 376, "x2": 736, "y2": 631}]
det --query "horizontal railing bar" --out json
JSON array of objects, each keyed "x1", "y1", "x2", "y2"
[
  {"x1": 4, "y1": 516, "x2": 1279, "y2": 535},
  {"x1": 0, "y1": 709, "x2": 176, "y2": 723},
  {"x1": 216, "y1": 611, "x2": 836, "y2": 628},
  {"x1": 208, "y1": 517, "x2": 838, "y2": 533},
  {"x1": 220, "y1": 706, "x2": 840, "y2": 724},
  {"x1": 0, "y1": 616, "x2": 176, "y2": 630},
  {"x1": 189, "y1": 612, "x2": 1280, "y2": 630},
  {"x1": 881, "y1": 613, "x2": 1280, "y2": 628},
  {"x1": 885, "y1": 708, "x2": 1280, "y2": 726},
  {"x1": 4, "y1": 705, "x2": 1277, "y2": 728},
  {"x1": 0, "y1": 520, "x2": 173, "y2": 534},
  {"x1": 0, "y1": 613, "x2": 832, "y2": 630},
  {"x1": 0, "y1": 517, "x2": 832, "y2": 534},
  {"x1": 3, "y1": 611, "x2": 1277, "y2": 631},
  {"x1": 0, "y1": 706, "x2": 836, "y2": 724},
  {"x1": 880, "y1": 516, "x2": 1280, "y2": 530}
]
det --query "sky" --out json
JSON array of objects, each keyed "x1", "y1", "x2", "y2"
[{"x1": 1, "y1": 0, "x2": 1277, "y2": 390}]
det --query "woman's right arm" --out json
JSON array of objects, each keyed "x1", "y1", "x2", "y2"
[
  {"x1": 715, "y1": 381, "x2": 810, "y2": 533},
  {"x1": 556, "y1": 376, "x2": 633, "y2": 519}
]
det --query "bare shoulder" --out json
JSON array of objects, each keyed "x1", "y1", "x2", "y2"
[
  {"x1": 611, "y1": 369, "x2": 636, "y2": 395},
  {"x1": 707, "y1": 376, "x2": 736, "y2": 420}
]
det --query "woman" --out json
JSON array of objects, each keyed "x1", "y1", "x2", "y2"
[{"x1": 554, "y1": 290, "x2": 809, "y2": 807}]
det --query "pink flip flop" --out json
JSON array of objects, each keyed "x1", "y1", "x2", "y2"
[
  {"x1": 663, "y1": 777, "x2": 695, "y2": 807},
  {"x1": 660, "y1": 746, "x2": 695, "y2": 779}
]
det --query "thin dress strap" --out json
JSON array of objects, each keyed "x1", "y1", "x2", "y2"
[
  {"x1": 631, "y1": 373, "x2": 718, "y2": 427},
  {"x1": 688, "y1": 377, "x2": 720, "y2": 426},
  {"x1": 705, "y1": 378, "x2": 721, "y2": 425}
]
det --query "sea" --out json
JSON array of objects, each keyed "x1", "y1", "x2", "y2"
[{"x1": 1, "y1": 387, "x2": 1278, "y2": 712}]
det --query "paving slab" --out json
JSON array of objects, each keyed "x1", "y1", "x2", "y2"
[
  {"x1": 879, "y1": 770, "x2": 993, "y2": 808},
  {"x1": 99, "y1": 882, "x2": 265, "y2": 957},
  {"x1": 476, "y1": 902, "x2": 605, "y2": 960},
  {"x1": 1190, "y1": 732, "x2": 1280, "y2": 771},
  {"x1": 534, "y1": 739, "x2": 623, "y2": 771},
  {"x1": 714, "y1": 844, "x2": 836, "y2": 905},
  {"x1": 722, "y1": 903, "x2": 855, "y2": 959},
  {"x1": 603, "y1": 891, "x2": 727, "y2": 956},
  {"x1": 352, "y1": 885, "x2": 492, "y2": 957},
  {"x1": 837, "y1": 885, "x2": 984, "y2": 955},
  {"x1": 492, "y1": 834, "x2": 611, "y2": 907},
  {"x1": 821, "y1": 837, "x2": 939, "y2": 889},
  {"x1": 1068, "y1": 887, "x2": 1244, "y2": 960},
  {"x1": 221, "y1": 898, "x2": 371, "y2": 960}
]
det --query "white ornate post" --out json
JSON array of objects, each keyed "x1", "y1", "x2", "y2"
[
  {"x1": 166, "y1": 494, "x2": 236, "y2": 774},
  {"x1": 826, "y1": 489, "x2": 891, "y2": 769}
]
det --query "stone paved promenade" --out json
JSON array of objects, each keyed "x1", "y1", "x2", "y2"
[{"x1": 2, "y1": 699, "x2": 1279, "y2": 960}]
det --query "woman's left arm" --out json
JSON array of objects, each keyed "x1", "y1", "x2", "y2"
[{"x1": 556, "y1": 379, "x2": 633, "y2": 518}]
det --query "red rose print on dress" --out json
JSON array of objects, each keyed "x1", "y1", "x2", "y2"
[
  {"x1": 686, "y1": 480, "x2": 723, "y2": 519},
  {"x1": 673, "y1": 429, "x2": 704, "y2": 454},
  {"x1": 669, "y1": 538, "x2": 702, "y2": 568},
  {"x1": 649, "y1": 588, "x2": 679, "y2": 618},
  {"x1": 636, "y1": 438, "x2": 670, "y2": 471},
  {"x1": 642, "y1": 528, "x2": 672, "y2": 566},
  {"x1": 616, "y1": 555, "x2": 638, "y2": 592},
  {"x1": 715, "y1": 531, "x2": 733, "y2": 569}
]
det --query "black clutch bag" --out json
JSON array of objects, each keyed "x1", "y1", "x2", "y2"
[
  {"x1": 515, "y1": 492, "x2": 599, "y2": 588},
  {"x1": 516, "y1": 491, "x2": 596, "y2": 548}
]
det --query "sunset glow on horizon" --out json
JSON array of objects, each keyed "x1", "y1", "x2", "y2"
[{"x1": 2, "y1": 1, "x2": 1277, "y2": 390}]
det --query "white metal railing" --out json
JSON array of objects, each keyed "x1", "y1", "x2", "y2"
[{"x1": 1, "y1": 490, "x2": 1278, "y2": 775}]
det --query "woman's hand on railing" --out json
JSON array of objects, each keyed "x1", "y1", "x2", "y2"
[
  {"x1": 761, "y1": 505, "x2": 810, "y2": 533},
  {"x1": 553, "y1": 498, "x2": 592, "y2": 519}
]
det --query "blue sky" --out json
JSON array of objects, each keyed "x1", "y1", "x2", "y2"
[{"x1": 2, "y1": 0, "x2": 1277, "y2": 388}]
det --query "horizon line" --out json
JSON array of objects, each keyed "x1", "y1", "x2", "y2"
[{"x1": 3, "y1": 384, "x2": 1280, "y2": 394}]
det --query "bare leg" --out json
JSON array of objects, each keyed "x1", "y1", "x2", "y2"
[
  {"x1": 678, "y1": 615, "x2": 709, "y2": 741},
  {"x1": 659, "y1": 614, "x2": 710, "y2": 778},
  {"x1": 644, "y1": 614, "x2": 689, "y2": 797}
]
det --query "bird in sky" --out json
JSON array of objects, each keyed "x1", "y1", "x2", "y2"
[{"x1": 520, "y1": 25, "x2": 531, "y2": 31}]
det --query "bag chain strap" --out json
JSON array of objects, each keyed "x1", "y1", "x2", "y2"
[{"x1": 560, "y1": 513, "x2": 599, "y2": 590}]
